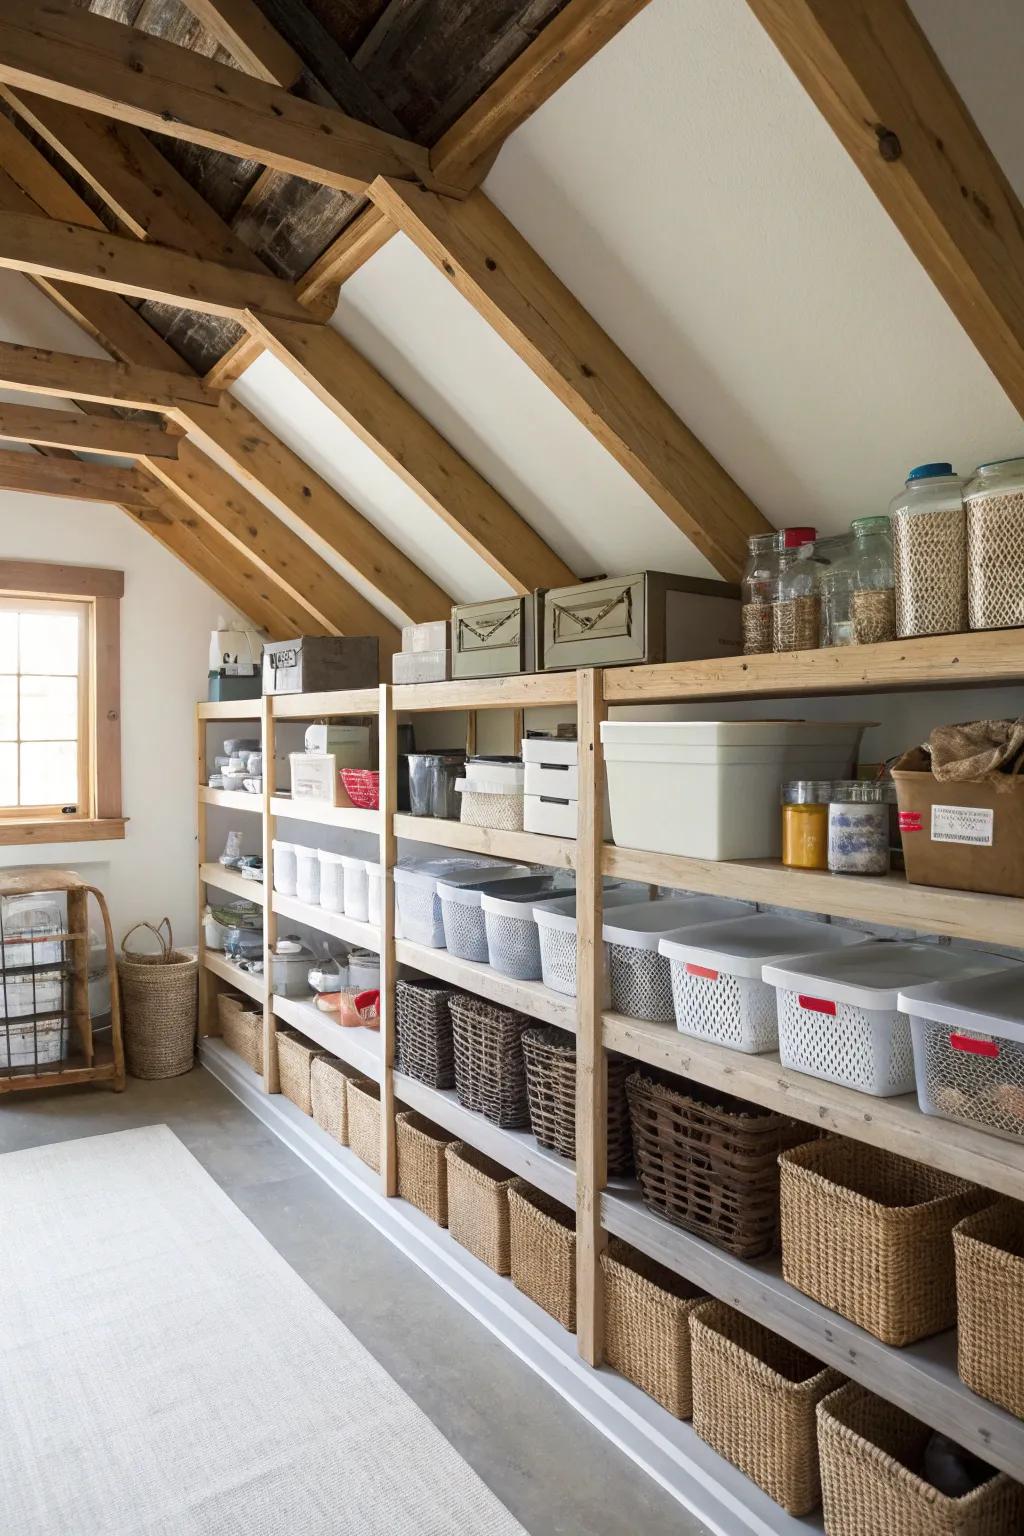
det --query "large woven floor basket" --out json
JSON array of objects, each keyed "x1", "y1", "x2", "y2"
[
  {"x1": 450, "y1": 993, "x2": 532, "y2": 1129},
  {"x1": 522, "y1": 1025, "x2": 633, "y2": 1175},
  {"x1": 817, "y1": 1383, "x2": 1024, "y2": 1536},
  {"x1": 117, "y1": 920, "x2": 197, "y2": 1080},
  {"x1": 953, "y1": 1200, "x2": 1024, "y2": 1419},
  {"x1": 601, "y1": 1239, "x2": 705, "y2": 1419},
  {"x1": 626, "y1": 1070, "x2": 805, "y2": 1259}
]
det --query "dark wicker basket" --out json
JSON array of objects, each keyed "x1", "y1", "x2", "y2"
[
  {"x1": 450, "y1": 992, "x2": 532, "y2": 1129},
  {"x1": 522, "y1": 1025, "x2": 633, "y2": 1175},
  {"x1": 395, "y1": 978, "x2": 462, "y2": 1089},
  {"x1": 626, "y1": 1070, "x2": 807, "y2": 1259}
]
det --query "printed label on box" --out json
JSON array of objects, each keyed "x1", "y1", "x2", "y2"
[{"x1": 930, "y1": 804, "x2": 994, "y2": 847}]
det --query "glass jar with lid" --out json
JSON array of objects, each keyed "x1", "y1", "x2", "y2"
[
  {"x1": 847, "y1": 516, "x2": 896, "y2": 644},
  {"x1": 740, "y1": 531, "x2": 781, "y2": 654},
  {"x1": 781, "y1": 781, "x2": 831, "y2": 869},
  {"x1": 963, "y1": 457, "x2": 1024, "y2": 631},
  {"x1": 771, "y1": 527, "x2": 819, "y2": 652},
  {"x1": 828, "y1": 783, "x2": 890, "y2": 875},
  {"x1": 889, "y1": 463, "x2": 966, "y2": 637}
]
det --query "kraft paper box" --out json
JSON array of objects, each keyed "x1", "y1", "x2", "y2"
[{"x1": 891, "y1": 748, "x2": 1024, "y2": 899}]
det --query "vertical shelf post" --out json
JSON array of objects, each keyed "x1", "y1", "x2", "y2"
[
  {"x1": 379, "y1": 682, "x2": 399, "y2": 1195},
  {"x1": 261, "y1": 694, "x2": 280, "y2": 1094},
  {"x1": 195, "y1": 705, "x2": 214, "y2": 1039},
  {"x1": 575, "y1": 667, "x2": 607, "y2": 1365}
]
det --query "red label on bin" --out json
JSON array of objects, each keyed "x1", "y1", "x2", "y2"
[
  {"x1": 899, "y1": 811, "x2": 923, "y2": 832},
  {"x1": 798, "y1": 995, "x2": 836, "y2": 1015},
  {"x1": 686, "y1": 963, "x2": 719, "y2": 981},
  {"x1": 949, "y1": 1033, "x2": 999, "y2": 1059}
]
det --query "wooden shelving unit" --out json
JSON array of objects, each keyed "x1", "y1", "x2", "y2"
[{"x1": 196, "y1": 635, "x2": 1024, "y2": 1534}]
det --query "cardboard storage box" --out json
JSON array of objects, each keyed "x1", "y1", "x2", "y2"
[
  {"x1": 541, "y1": 571, "x2": 740, "y2": 670},
  {"x1": 402, "y1": 620, "x2": 450, "y2": 654},
  {"x1": 392, "y1": 649, "x2": 451, "y2": 684},
  {"x1": 263, "y1": 636, "x2": 378, "y2": 694},
  {"x1": 451, "y1": 593, "x2": 545, "y2": 679},
  {"x1": 892, "y1": 748, "x2": 1024, "y2": 898}
]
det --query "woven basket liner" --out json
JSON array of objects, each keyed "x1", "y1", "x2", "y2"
[
  {"x1": 450, "y1": 993, "x2": 532, "y2": 1129},
  {"x1": 625, "y1": 1070, "x2": 807, "y2": 1260},
  {"x1": 954, "y1": 1199, "x2": 1024, "y2": 1419},
  {"x1": 396, "y1": 1110, "x2": 458, "y2": 1226},
  {"x1": 817, "y1": 1382, "x2": 1024, "y2": 1536},
  {"x1": 117, "y1": 920, "x2": 197, "y2": 1080},
  {"x1": 779, "y1": 1137, "x2": 990, "y2": 1347},
  {"x1": 689, "y1": 1299, "x2": 842, "y2": 1516},
  {"x1": 217, "y1": 993, "x2": 263, "y2": 1075},
  {"x1": 310, "y1": 1055, "x2": 356, "y2": 1144},
  {"x1": 395, "y1": 978, "x2": 462, "y2": 1089},
  {"x1": 444, "y1": 1141, "x2": 516, "y2": 1274},
  {"x1": 601, "y1": 1239, "x2": 705, "y2": 1419},
  {"x1": 508, "y1": 1180, "x2": 577, "y2": 1331},
  {"x1": 347, "y1": 1078, "x2": 382, "y2": 1172},
  {"x1": 522, "y1": 1025, "x2": 633, "y2": 1176},
  {"x1": 276, "y1": 1030, "x2": 325, "y2": 1116}
]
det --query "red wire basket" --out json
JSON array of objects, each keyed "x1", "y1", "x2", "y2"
[{"x1": 339, "y1": 768, "x2": 380, "y2": 810}]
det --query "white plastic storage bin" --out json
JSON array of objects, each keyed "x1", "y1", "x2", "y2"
[
  {"x1": 600, "y1": 719, "x2": 868, "y2": 859},
  {"x1": 366, "y1": 863, "x2": 386, "y2": 931},
  {"x1": 456, "y1": 763, "x2": 525, "y2": 832},
  {"x1": 521, "y1": 736, "x2": 579, "y2": 798},
  {"x1": 899, "y1": 966, "x2": 1024, "y2": 1142},
  {"x1": 522, "y1": 793, "x2": 611, "y2": 839},
  {"x1": 530, "y1": 884, "x2": 647, "y2": 998},
  {"x1": 340, "y1": 855, "x2": 370, "y2": 923},
  {"x1": 394, "y1": 858, "x2": 516, "y2": 949},
  {"x1": 1, "y1": 894, "x2": 64, "y2": 969},
  {"x1": 603, "y1": 897, "x2": 754, "y2": 1021},
  {"x1": 0, "y1": 1015, "x2": 66, "y2": 1069},
  {"x1": 317, "y1": 849, "x2": 345, "y2": 913},
  {"x1": 437, "y1": 869, "x2": 554, "y2": 963},
  {"x1": 272, "y1": 840, "x2": 298, "y2": 898},
  {"x1": 294, "y1": 845, "x2": 321, "y2": 907},
  {"x1": 764, "y1": 942, "x2": 1011, "y2": 1098},
  {"x1": 481, "y1": 885, "x2": 561, "y2": 980},
  {"x1": 660, "y1": 914, "x2": 867, "y2": 1055}
]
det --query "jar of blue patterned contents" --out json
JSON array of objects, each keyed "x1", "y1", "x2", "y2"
[{"x1": 828, "y1": 783, "x2": 890, "y2": 875}]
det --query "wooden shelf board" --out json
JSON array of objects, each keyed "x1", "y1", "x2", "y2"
[
  {"x1": 604, "y1": 1012, "x2": 1024, "y2": 1200},
  {"x1": 271, "y1": 688, "x2": 380, "y2": 719},
  {"x1": 202, "y1": 950, "x2": 265, "y2": 1004},
  {"x1": 196, "y1": 700, "x2": 262, "y2": 720},
  {"x1": 602, "y1": 1187, "x2": 1024, "y2": 1480},
  {"x1": 199, "y1": 785, "x2": 262, "y2": 813},
  {"x1": 272, "y1": 993, "x2": 383, "y2": 1082},
  {"x1": 199, "y1": 863, "x2": 266, "y2": 905},
  {"x1": 602, "y1": 845, "x2": 1023, "y2": 947},
  {"x1": 270, "y1": 796, "x2": 380, "y2": 833},
  {"x1": 273, "y1": 891, "x2": 380, "y2": 952},
  {"x1": 393, "y1": 673, "x2": 578, "y2": 712},
  {"x1": 395, "y1": 814, "x2": 575, "y2": 870},
  {"x1": 603, "y1": 629, "x2": 1024, "y2": 704},
  {"x1": 396, "y1": 939, "x2": 576, "y2": 1028}
]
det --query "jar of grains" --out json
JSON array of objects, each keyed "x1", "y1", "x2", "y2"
[
  {"x1": 740, "y1": 530, "x2": 782, "y2": 654},
  {"x1": 848, "y1": 516, "x2": 896, "y2": 644},
  {"x1": 828, "y1": 783, "x2": 890, "y2": 876},
  {"x1": 889, "y1": 462, "x2": 967, "y2": 637},
  {"x1": 781, "y1": 781, "x2": 831, "y2": 870},
  {"x1": 963, "y1": 457, "x2": 1024, "y2": 630},
  {"x1": 771, "y1": 527, "x2": 818, "y2": 652}
]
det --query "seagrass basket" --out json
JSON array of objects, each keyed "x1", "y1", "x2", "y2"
[
  {"x1": 522, "y1": 1025, "x2": 633, "y2": 1175},
  {"x1": 445, "y1": 1141, "x2": 516, "y2": 1273},
  {"x1": 396, "y1": 1110, "x2": 458, "y2": 1225},
  {"x1": 779, "y1": 1138, "x2": 989, "y2": 1346},
  {"x1": 953, "y1": 1199, "x2": 1024, "y2": 1419},
  {"x1": 310, "y1": 1055, "x2": 355, "y2": 1144},
  {"x1": 601, "y1": 1239, "x2": 705, "y2": 1418},
  {"x1": 508, "y1": 1180, "x2": 576, "y2": 1330},
  {"x1": 346, "y1": 1078, "x2": 382, "y2": 1172},
  {"x1": 395, "y1": 978, "x2": 461, "y2": 1088},
  {"x1": 217, "y1": 992, "x2": 263, "y2": 1075},
  {"x1": 276, "y1": 1030, "x2": 324, "y2": 1115},
  {"x1": 118, "y1": 919, "x2": 197, "y2": 1079},
  {"x1": 450, "y1": 993, "x2": 532, "y2": 1129},
  {"x1": 690, "y1": 1299, "x2": 841, "y2": 1516}
]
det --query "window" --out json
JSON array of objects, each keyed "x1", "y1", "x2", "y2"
[{"x1": 0, "y1": 561, "x2": 124, "y2": 844}]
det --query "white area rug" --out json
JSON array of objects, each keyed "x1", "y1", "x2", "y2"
[{"x1": 0, "y1": 1125, "x2": 527, "y2": 1536}]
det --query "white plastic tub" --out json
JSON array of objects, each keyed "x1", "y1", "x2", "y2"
[
  {"x1": 603, "y1": 897, "x2": 754, "y2": 1021},
  {"x1": 294, "y1": 845, "x2": 321, "y2": 907},
  {"x1": 340, "y1": 854, "x2": 371, "y2": 923},
  {"x1": 366, "y1": 862, "x2": 386, "y2": 931},
  {"x1": 394, "y1": 858, "x2": 516, "y2": 948},
  {"x1": 763, "y1": 942, "x2": 1008, "y2": 1097},
  {"x1": 600, "y1": 719, "x2": 868, "y2": 859},
  {"x1": 481, "y1": 886, "x2": 559, "y2": 980},
  {"x1": 437, "y1": 869, "x2": 553, "y2": 963},
  {"x1": 272, "y1": 840, "x2": 298, "y2": 898},
  {"x1": 531, "y1": 884, "x2": 651, "y2": 998},
  {"x1": 317, "y1": 849, "x2": 345, "y2": 913},
  {"x1": 899, "y1": 966, "x2": 1024, "y2": 1142},
  {"x1": 659, "y1": 914, "x2": 867, "y2": 1055}
]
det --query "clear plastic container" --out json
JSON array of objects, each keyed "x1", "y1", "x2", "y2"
[
  {"x1": 223, "y1": 925, "x2": 264, "y2": 963},
  {"x1": 340, "y1": 854, "x2": 370, "y2": 922},
  {"x1": 740, "y1": 531, "x2": 781, "y2": 655},
  {"x1": 308, "y1": 946, "x2": 346, "y2": 994},
  {"x1": 294, "y1": 845, "x2": 321, "y2": 906},
  {"x1": 272, "y1": 840, "x2": 297, "y2": 897},
  {"x1": 963, "y1": 457, "x2": 1024, "y2": 631},
  {"x1": 347, "y1": 949, "x2": 381, "y2": 993},
  {"x1": 317, "y1": 849, "x2": 345, "y2": 913},
  {"x1": 889, "y1": 462, "x2": 966, "y2": 637},
  {"x1": 406, "y1": 751, "x2": 467, "y2": 818},
  {"x1": 771, "y1": 527, "x2": 819, "y2": 652},
  {"x1": 271, "y1": 937, "x2": 314, "y2": 997}
]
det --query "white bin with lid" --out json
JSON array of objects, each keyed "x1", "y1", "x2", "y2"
[
  {"x1": 294, "y1": 845, "x2": 321, "y2": 907},
  {"x1": 899, "y1": 966, "x2": 1024, "y2": 1142},
  {"x1": 660, "y1": 914, "x2": 867, "y2": 1055},
  {"x1": 437, "y1": 869, "x2": 553, "y2": 963},
  {"x1": 481, "y1": 879, "x2": 576, "y2": 981},
  {"x1": 763, "y1": 942, "x2": 1009, "y2": 1097},
  {"x1": 531, "y1": 884, "x2": 650, "y2": 998},
  {"x1": 271, "y1": 841, "x2": 297, "y2": 898},
  {"x1": 456, "y1": 763, "x2": 525, "y2": 832},
  {"x1": 600, "y1": 719, "x2": 868, "y2": 859},
  {"x1": 604, "y1": 897, "x2": 755, "y2": 1021},
  {"x1": 394, "y1": 857, "x2": 517, "y2": 948},
  {"x1": 317, "y1": 849, "x2": 345, "y2": 913},
  {"x1": 340, "y1": 854, "x2": 370, "y2": 922}
]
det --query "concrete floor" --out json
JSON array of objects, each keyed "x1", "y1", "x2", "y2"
[{"x1": 0, "y1": 1068, "x2": 709, "y2": 1536}]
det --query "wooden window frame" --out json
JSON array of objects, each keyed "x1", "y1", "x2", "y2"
[{"x1": 0, "y1": 560, "x2": 125, "y2": 846}]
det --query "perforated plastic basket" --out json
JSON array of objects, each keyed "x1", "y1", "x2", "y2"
[
  {"x1": 482, "y1": 891, "x2": 545, "y2": 980},
  {"x1": 438, "y1": 870, "x2": 549, "y2": 963},
  {"x1": 317, "y1": 849, "x2": 344, "y2": 913},
  {"x1": 340, "y1": 854, "x2": 370, "y2": 922},
  {"x1": 660, "y1": 915, "x2": 867, "y2": 1056},
  {"x1": 604, "y1": 897, "x2": 752, "y2": 1021},
  {"x1": 271, "y1": 840, "x2": 297, "y2": 898},
  {"x1": 394, "y1": 858, "x2": 517, "y2": 948},
  {"x1": 294, "y1": 845, "x2": 320, "y2": 907},
  {"x1": 532, "y1": 885, "x2": 654, "y2": 999},
  {"x1": 764, "y1": 943, "x2": 1010, "y2": 1099}
]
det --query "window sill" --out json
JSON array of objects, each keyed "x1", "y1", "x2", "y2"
[{"x1": 0, "y1": 817, "x2": 127, "y2": 847}]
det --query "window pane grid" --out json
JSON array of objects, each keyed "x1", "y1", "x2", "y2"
[{"x1": 0, "y1": 599, "x2": 85, "y2": 812}]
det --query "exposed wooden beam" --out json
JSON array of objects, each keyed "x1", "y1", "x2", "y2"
[
  {"x1": 0, "y1": 2, "x2": 436, "y2": 196},
  {"x1": 180, "y1": 0, "x2": 303, "y2": 86},
  {"x1": 0, "y1": 449, "x2": 150, "y2": 505},
  {"x1": 0, "y1": 402, "x2": 179, "y2": 458},
  {"x1": 371, "y1": 179, "x2": 768, "y2": 579},
  {"x1": 0, "y1": 211, "x2": 310, "y2": 322},
  {"x1": 245, "y1": 310, "x2": 577, "y2": 594},
  {"x1": 0, "y1": 338, "x2": 218, "y2": 412},
  {"x1": 746, "y1": 0, "x2": 1024, "y2": 419}
]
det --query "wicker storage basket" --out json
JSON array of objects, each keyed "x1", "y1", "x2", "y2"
[
  {"x1": 626, "y1": 1070, "x2": 806, "y2": 1259},
  {"x1": 310, "y1": 1055, "x2": 355, "y2": 1144},
  {"x1": 450, "y1": 993, "x2": 532, "y2": 1129},
  {"x1": 522, "y1": 1025, "x2": 633, "y2": 1175},
  {"x1": 601, "y1": 1239, "x2": 705, "y2": 1419},
  {"x1": 445, "y1": 1141, "x2": 516, "y2": 1273},
  {"x1": 118, "y1": 920, "x2": 197, "y2": 1079},
  {"x1": 217, "y1": 992, "x2": 263, "y2": 1075},
  {"x1": 396, "y1": 1110, "x2": 458, "y2": 1225},
  {"x1": 346, "y1": 1078, "x2": 382, "y2": 1172},
  {"x1": 954, "y1": 1200, "x2": 1024, "y2": 1419},
  {"x1": 817, "y1": 1383, "x2": 1024, "y2": 1536},
  {"x1": 779, "y1": 1138, "x2": 989, "y2": 1346},
  {"x1": 689, "y1": 1299, "x2": 842, "y2": 1516},
  {"x1": 395, "y1": 978, "x2": 460, "y2": 1089},
  {"x1": 276, "y1": 1030, "x2": 324, "y2": 1115},
  {"x1": 508, "y1": 1180, "x2": 576, "y2": 1330}
]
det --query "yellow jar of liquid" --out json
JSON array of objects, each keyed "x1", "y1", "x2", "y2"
[{"x1": 781, "y1": 781, "x2": 831, "y2": 870}]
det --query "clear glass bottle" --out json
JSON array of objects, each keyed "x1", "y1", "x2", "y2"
[
  {"x1": 963, "y1": 457, "x2": 1024, "y2": 631},
  {"x1": 740, "y1": 531, "x2": 781, "y2": 655},
  {"x1": 847, "y1": 515, "x2": 896, "y2": 644},
  {"x1": 771, "y1": 527, "x2": 819, "y2": 651},
  {"x1": 781, "y1": 781, "x2": 831, "y2": 869},
  {"x1": 889, "y1": 463, "x2": 966, "y2": 637}
]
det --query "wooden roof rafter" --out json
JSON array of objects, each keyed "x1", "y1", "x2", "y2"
[{"x1": 0, "y1": 401, "x2": 180, "y2": 459}]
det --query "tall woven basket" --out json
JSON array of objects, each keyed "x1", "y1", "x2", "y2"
[{"x1": 117, "y1": 920, "x2": 197, "y2": 1080}]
